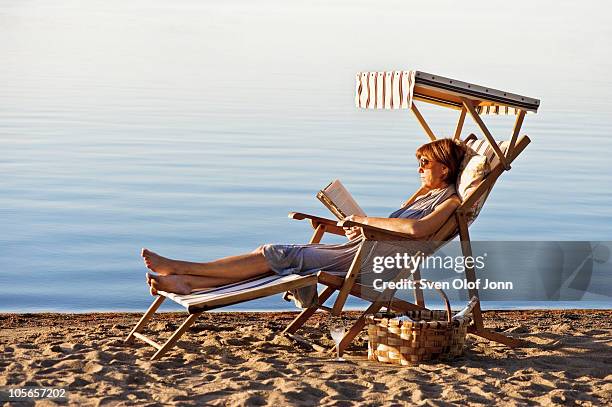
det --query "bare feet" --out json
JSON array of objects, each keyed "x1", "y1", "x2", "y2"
[
  {"x1": 141, "y1": 248, "x2": 179, "y2": 276},
  {"x1": 145, "y1": 273, "x2": 157, "y2": 295},
  {"x1": 147, "y1": 272, "x2": 191, "y2": 295}
]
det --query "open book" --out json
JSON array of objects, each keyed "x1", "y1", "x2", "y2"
[{"x1": 317, "y1": 179, "x2": 367, "y2": 220}]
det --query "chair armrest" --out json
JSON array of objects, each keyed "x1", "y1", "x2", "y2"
[
  {"x1": 289, "y1": 212, "x2": 338, "y2": 225},
  {"x1": 288, "y1": 212, "x2": 345, "y2": 236},
  {"x1": 337, "y1": 219, "x2": 414, "y2": 240}
]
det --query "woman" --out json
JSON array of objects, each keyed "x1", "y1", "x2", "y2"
[{"x1": 142, "y1": 138, "x2": 466, "y2": 296}]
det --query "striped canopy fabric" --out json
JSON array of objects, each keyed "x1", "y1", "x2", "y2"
[
  {"x1": 355, "y1": 70, "x2": 540, "y2": 115},
  {"x1": 355, "y1": 71, "x2": 416, "y2": 110}
]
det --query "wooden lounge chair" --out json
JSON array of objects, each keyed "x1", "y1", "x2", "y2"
[
  {"x1": 126, "y1": 70, "x2": 539, "y2": 359},
  {"x1": 282, "y1": 71, "x2": 540, "y2": 353}
]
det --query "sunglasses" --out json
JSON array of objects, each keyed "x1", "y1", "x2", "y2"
[{"x1": 418, "y1": 157, "x2": 434, "y2": 168}]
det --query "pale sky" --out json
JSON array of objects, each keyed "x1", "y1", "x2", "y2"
[{"x1": 2, "y1": 0, "x2": 611, "y2": 114}]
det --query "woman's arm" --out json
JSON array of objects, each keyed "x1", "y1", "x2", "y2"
[{"x1": 348, "y1": 196, "x2": 461, "y2": 239}]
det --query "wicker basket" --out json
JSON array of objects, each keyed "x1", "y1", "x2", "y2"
[{"x1": 367, "y1": 287, "x2": 471, "y2": 365}]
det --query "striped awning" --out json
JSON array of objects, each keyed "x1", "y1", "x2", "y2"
[{"x1": 355, "y1": 70, "x2": 540, "y2": 114}]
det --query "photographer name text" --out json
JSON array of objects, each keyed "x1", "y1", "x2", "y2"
[{"x1": 372, "y1": 278, "x2": 513, "y2": 291}]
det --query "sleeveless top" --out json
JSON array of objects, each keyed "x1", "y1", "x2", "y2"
[{"x1": 388, "y1": 185, "x2": 457, "y2": 220}]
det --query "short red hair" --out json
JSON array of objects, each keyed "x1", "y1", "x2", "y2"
[{"x1": 416, "y1": 138, "x2": 466, "y2": 184}]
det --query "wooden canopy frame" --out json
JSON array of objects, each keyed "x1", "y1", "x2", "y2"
[{"x1": 356, "y1": 70, "x2": 539, "y2": 169}]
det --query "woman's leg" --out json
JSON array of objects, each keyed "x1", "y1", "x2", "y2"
[{"x1": 141, "y1": 247, "x2": 271, "y2": 280}]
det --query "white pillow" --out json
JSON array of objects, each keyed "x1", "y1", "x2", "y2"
[{"x1": 456, "y1": 152, "x2": 490, "y2": 201}]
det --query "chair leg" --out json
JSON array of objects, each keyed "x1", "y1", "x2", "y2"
[
  {"x1": 468, "y1": 326, "x2": 527, "y2": 348},
  {"x1": 336, "y1": 301, "x2": 385, "y2": 354},
  {"x1": 151, "y1": 313, "x2": 201, "y2": 361},
  {"x1": 411, "y1": 266, "x2": 425, "y2": 307},
  {"x1": 125, "y1": 296, "x2": 166, "y2": 344},
  {"x1": 283, "y1": 287, "x2": 335, "y2": 335},
  {"x1": 334, "y1": 256, "x2": 429, "y2": 354},
  {"x1": 457, "y1": 212, "x2": 522, "y2": 347}
]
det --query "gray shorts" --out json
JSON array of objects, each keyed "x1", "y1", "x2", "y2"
[{"x1": 261, "y1": 239, "x2": 363, "y2": 276}]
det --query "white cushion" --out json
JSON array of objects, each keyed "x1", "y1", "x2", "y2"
[
  {"x1": 467, "y1": 139, "x2": 510, "y2": 171},
  {"x1": 456, "y1": 150, "x2": 490, "y2": 201}
]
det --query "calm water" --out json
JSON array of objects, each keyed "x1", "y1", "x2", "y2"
[{"x1": 1, "y1": 1, "x2": 611, "y2": 312}]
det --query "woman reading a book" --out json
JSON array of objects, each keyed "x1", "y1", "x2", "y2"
[{"x1": 142, "y1": 138, "x2": 466, "y2": 296}]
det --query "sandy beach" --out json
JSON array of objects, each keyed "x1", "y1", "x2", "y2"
[{"x1": 1, "y1": 309, "x2": 610, "y2": 406}]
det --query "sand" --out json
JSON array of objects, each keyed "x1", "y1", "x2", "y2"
[{"x1": 1, "y1": 310, "x2": 610, "y2": 406}]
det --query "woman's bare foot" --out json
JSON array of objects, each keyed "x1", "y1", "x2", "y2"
[
  {"x1": 146, "y1": 273, "x2": 157, "y2": 295},
  {"x1": 141, "y1": 248, "x2": 180, "y2": 275},
  {"x1": 147, "y1": 273, "x2": 191, "y2": 295}
]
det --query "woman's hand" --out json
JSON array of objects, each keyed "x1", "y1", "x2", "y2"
[
  {"x1": 344, "y1": 226, "x2": 361, "y2": 240},
  {"x1": 343, "y1": 215, "x2": 367, "y2": 240}
]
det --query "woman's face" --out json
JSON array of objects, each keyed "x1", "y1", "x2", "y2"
[{"x1": 417, "y1": 155, "x2": 448, "y2": 189}]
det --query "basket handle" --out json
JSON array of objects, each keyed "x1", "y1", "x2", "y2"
[{"x1": 412, "y1": 279, "x2": 452, "y2": 323}]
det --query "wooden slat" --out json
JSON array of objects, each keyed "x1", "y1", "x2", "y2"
[
  {"x1": 411, "y1": 266, "x2": 425, "y2": 307},
  {"x1": 508, "y1": 110, "x2": 526, "y2": 157},
  {"x1": 125, "y1": 295, "x2": 165, "y2": 344},
  {"x1": 289, "y1": 211, "x2": 344, "y2": 235},
  {"x1": 312, "y1": 222, "x2": 345, "y2": 237},
  {"x1": 289, "y1": 212, "x2": 337, "y2": 227},
  {"x1": 413, "y1": 71, "x2": 540, "y2": 113},
  {"x1": 151, "y1": 313, "x2": 200, "y2": 361},
  {"x1": 410, "y1": 103, "x2": 436, "y2": 141},
  {"x1": 284, "y1": 332, "x2": 326, "y2": 353},
  {"x1": 413, "y1": 93, "x2": 463, "y2": 111},
  {"x1": 456, "y1": 210, "x2": 483, "y2": 330},
  {"x1": 331, "y1": 244, "x2": 364, "y2": 316},
  {"x1": 337, "y1": 300, "x2": 384, "y2": 354},
  {"x1": 467, "y1": 326, "x2": 527, "y2": 348},
  {"x1": 309, "y1": 224, "x2": 326, "y2": 244},
  {"x1": 462, "y1": 98, "x2": 510, "y2": 170},
  {"x1": 133, "y1": 332, "x2": 162, "y2": 350},
  {"x1": 453, "y1": 107, "x2": 467, "y2": 140}
]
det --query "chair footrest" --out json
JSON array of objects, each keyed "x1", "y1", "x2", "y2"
[{"x1": 160, "y1": 274, "x2": 318, "y2": 313}]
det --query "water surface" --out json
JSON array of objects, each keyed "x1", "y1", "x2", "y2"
[{"x1": 1, "y1": 1, "x2": 611, "y2": 312}]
